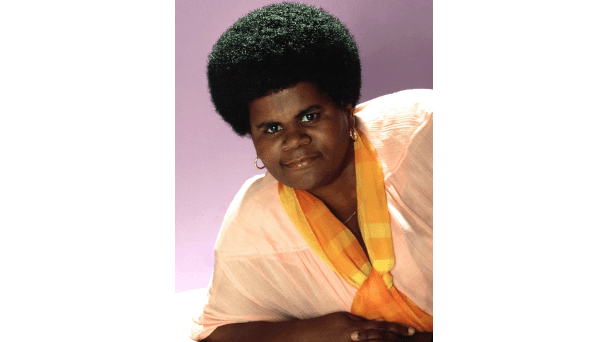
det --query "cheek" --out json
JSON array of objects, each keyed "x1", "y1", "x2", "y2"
[
  {"x1": 254, "y1": 140, "x2": 279, "y2": 164},
  {"x1": 319, "y1": 126, "x2": 349, "y2": 153}
]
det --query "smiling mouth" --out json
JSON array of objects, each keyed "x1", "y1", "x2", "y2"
[{"x1": 282, "y1": 155, "x2": 319, "y2": 170}]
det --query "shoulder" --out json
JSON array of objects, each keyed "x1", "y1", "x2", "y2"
[
  {"x1": 214, "y1": 173, "x2": 308, "y2": 257},
  {"x1": 355, "y1": 89, "x2": 432, "y2": 121},
  {"x1": 355, "y1": 89, "x2": 433, "y2": 175}
]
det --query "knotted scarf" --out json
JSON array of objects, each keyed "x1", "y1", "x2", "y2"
[{"x1": 278, "y1": 129, "x2": 433, "y2": 331}]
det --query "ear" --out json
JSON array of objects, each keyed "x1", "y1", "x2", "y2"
[{"x1": 342, "y1": 103, "x2": 355, "y2": 129}]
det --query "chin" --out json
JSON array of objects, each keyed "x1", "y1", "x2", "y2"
[
  {"x1": 277, "y1": 173, "x2": 322, "y2": 191},
  {"x1": 282, "y1": 179, "x2": 317, "y2": 191}
]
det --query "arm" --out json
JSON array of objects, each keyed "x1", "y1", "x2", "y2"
[
  {"x1": 201, "y1": 312, "x2": 425, "y2": 342},
  {"x1": 201, "y1": 319, "x2": 299, "y2": 342}
]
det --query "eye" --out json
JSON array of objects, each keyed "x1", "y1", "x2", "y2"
[
  {"x1": 300, "y1": 113, "x2": 318, "y2": 123},
  {"x1": 265, "y1": 124, "x2": 282, "y2": 133}
]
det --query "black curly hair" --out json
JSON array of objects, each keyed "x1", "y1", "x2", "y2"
[{"x1": 207, "y1": 2, "x2": 362, "y2": 136}]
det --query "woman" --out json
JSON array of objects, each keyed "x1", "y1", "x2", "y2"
[{"x1": 191, "y1": 3, "x2": 433, "y2": 341}]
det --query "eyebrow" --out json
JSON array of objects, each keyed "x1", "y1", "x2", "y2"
[{"x1": 254, "y1": 105, "x2": 322, "y2": 130}]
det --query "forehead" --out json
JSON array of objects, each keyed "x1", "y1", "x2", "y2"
[{"x1": 249, "y1": 82, "x2": 332, "y2": 122}]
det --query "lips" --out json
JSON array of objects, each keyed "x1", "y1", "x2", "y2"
[{"x1": 282, "y1": 155, "x2": 319, "y2": 169}]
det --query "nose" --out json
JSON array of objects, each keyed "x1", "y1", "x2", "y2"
[{"x1": 282, "y1": 127, "x2": 311, "y2": 151}]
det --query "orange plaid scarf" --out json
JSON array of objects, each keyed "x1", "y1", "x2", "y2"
[{"x1": 278, "y1": 129, "x2": 432, "y2": 331}]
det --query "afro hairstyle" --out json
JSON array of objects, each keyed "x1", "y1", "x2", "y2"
[{"x1": 207, "y1": 2, "x2": 362, "y2": 136}]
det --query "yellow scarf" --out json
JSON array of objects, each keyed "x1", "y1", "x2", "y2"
[{"x1": 278, "y1": 129, "x2": 432, "y2": 331}]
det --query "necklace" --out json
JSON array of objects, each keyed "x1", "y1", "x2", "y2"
[{"x1": 342, "y1": 209, "x2": 357, "y2": 223}]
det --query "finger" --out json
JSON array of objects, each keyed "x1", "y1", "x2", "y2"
[
  {"x1": 351, "y1": 329, "x2": 411, "y2": 341},
  {"x1": 360, "y1": 320, "x2": 415, "y2": 337}
]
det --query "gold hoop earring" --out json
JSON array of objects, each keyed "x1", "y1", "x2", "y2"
[
  {"x1": 254, "y1": 156, "x2": 266, "y2": 170},
  {"x1": 350, "y1": 128, "x2": 358, "y2": 141}
]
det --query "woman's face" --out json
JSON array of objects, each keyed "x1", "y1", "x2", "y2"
[{"x1": 249, "y1": 82, "x2": 354, "y2": 192}]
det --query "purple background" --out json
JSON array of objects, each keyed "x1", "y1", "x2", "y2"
[{"x1": 176, "y1": 0, "x2": 432, "y2": 293}]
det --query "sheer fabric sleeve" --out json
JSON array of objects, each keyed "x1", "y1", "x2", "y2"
[
  {"x1": 385, "y1": 94, "x2": 433, "y2": 315},
  {"x1": 189, "y1": 249, "x2": 353, "y2": 341},
  {"x1": 189, "y1": 255, "x2": 284, "y2": 341}
]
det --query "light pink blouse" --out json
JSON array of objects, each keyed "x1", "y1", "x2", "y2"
[{"x1": 190, "y1": 89, "x2": 433, "y2": 341}]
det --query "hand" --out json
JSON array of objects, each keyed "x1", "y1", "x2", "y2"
[{"x1": 295, "y1": 312, "x2": 416, "y2": 342}]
